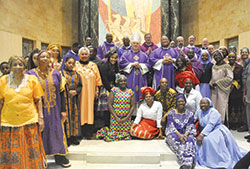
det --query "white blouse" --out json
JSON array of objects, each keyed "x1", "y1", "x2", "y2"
[
  {"x1": 184, "y1": 89, "x2": 202, "y2": 120},
  {"x1": 134, "y1": 101, "x2": 163, "y2": 128}
]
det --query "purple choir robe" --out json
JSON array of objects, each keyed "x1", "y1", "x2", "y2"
[
  {"x1": 186, "y1": 45, "x2": 202, "y2": 59},
  {"x1": 118, "y1": 45, "x2": 131, "y2": 58},
  {"x1": 174, "y1": 47, "x2": 189, "y2": 58},
  {"x1": 149, "y1": 47, "x2": 178, "y2": 89},
  {"x1": 120, "y1": 50, "x2": 150, "y2": 102},
  {"x1": 97, "y1": 41, "x2": 118, "y2": 60},
  {"x1": 187, "y1": 57, "x2": 203, "y2": 80},
  {"x1": 140, "y1": 42, "x2": 158, "y2": 53}
]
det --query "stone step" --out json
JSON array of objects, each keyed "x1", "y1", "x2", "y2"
[{"x1": 67, "y1": 140, "x2": 177, "y2": 164}]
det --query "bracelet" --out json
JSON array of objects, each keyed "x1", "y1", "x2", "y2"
[{"x1": 39, "y1": 115, "x2": 44, "y2": 119}]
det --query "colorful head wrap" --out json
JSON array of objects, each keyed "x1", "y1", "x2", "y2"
[
  {"x1": 47, "y1": 43, "x2": 62, "y2": 55},
  {"x1": 218, "y1": 46, "x2": 228, "y2": 57},
  {"x1": 212, "y1": 49, "x2": 224, "y2": 59},
  {"x1": 175, "y1": 71, "x2": 200, "y2": 88},
  {"x1": 229, "y1": 46, "x2": 237, "y2": 53},
  {"x1": 176, "y1": 93, "x2": 186, "y2": 103},
  {"x1": 115, "y1": 73, "x2": 126, "y2": 84},
  {"x1": 140, "y1": 87, "x2": 156, "y2": 99}
]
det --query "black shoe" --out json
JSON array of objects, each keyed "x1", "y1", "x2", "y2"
[
  {"x1": 237, "y1": 126, "x2": 248, "y2": 132},
  {"x1": 71, "y1": 137, "x2": 80, "y2": 145},
  {"x1": 55, "y1": 155, "x2": 71, "y2": 168},
  {"x1": 67, "y1": 138, "x2": 71, "y2": 147},
  {"x1": 244, "y1": 135, "x2": 250, "y2": 139}
]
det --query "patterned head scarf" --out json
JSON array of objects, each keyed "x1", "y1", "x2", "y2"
[
  {"x1": 140, "y1": 87, "x2": 156, "y2": 99},
  {"x1": 212, "y1": 49, "x2": 224, "y2": 59},
  {"x1": 229, "y1": 46, "x2": 237, "y2": 53},
  {"x1": 47, "y1": 43, "x2": 62, "y2": 55},
  {"x1": 115, "y1": 73, "x2": 126, "y2": 84},
  {"x1": 176, "y1": 93, "x2": 186, "y2": 103}
]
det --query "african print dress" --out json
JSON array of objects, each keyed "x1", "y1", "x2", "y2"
[
  {"x1": 62, "y1": 70, "x2": 82, "y2": 138},
  {"x1": 165, "y1": 109, "x2": 196, "y2": 167},
  {"x1": 96, "y1": 87, "x2": 133, "y2": 142}
]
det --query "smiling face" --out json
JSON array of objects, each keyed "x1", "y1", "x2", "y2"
[
  {"x1": 176, "y1": 57, "x2": 184, "y2": 69},
  {"x1": 241, "y1": 49, "x2": 249, "y2": 60},
  {"x1": 118, "y1": 77, "x2": 127, "y2": 89},
  {"x1": 1, "y1": 63, "x2": 10, "y2": 75},
  {"x1": 132, "y1": 41, "x2": 140, "y2": 51},
  {"x1": 187, "y1": 49, "x2": 195, "y2": 59},
  {"x1": 65, "y1": 58, "x2": 76, "y2": 71},
  {"x1": 38, "y1": 52, "x2": 50, "y2": 67},
  {"x1": 109, "y1": 54, "x2": 118, "y2": 65},
  {"x1": 201, "y1": 52, "x2": 209, "y2": 61},
  {"x1": 144, "y1": 34, "x2": 152, "y2": 44},
  {"x1": 214, "y1": 52, "x2": 224, "y2": 63},
  {"x1": 200, "y1": 99, "x2": 210, "y2": 112},
  {"x1": 184, "y1": 79, "x2": 193, "y2": 93},
  {"x1": 79, "y1": 50, "x2": 89, "y2": 62},
  {"x1": 176, "y1": 98, "x2": 186, "y2": 110},
  {"x1": 161, "y1": 36, "x2": 170, "y2": 47},
  {"x1": 188, "y1": 35, "x2": 195, "y2": 46},
  {"x1": 145, "y1": 93, "x2": 153, "y2": 105},
  {"x1": 32, "y1": 53, "x2": 39, "y2": 66},
  {"x1": 11, "y1": 59, "x2": 25, "y2": 75},
  {"x1": 106, "y1": 33, "x2": 113, "y2": 43},
  {"x1": 159, "y1": 78, "x2": 168, "y2": 92}
]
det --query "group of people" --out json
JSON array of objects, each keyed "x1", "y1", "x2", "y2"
[{"x1": 0, "y1": 32, "x2": 250, "y2": 169}]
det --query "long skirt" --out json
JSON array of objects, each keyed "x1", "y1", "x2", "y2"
[
  {"x1": 0, "y1": 123, "x2": 47, "y2": 169},
  {"x1": 133, "y1": 118, "x2": 159, "y2": 139},
  {"x1": 199, "y1": 83, "x2": 211, "y2": 99},
  {"x1": 96, "y1": 114, "x2": 132, "y2": 142},
  {"x1": 166, "y1": 133, "x2": 196, "y2": 167},
  {"x1": 196, "y1": 125, "x2": 247, "y2": 169}
]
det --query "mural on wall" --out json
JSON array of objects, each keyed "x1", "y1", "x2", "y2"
[{"x1": 98, "y1": 0, "x2": 161, "y2": 46}]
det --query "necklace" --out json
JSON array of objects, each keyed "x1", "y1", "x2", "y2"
[{"x1": 37, "y1": 67, "x2": 49, "y2": 78}]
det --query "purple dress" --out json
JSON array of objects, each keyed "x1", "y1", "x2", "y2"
[
  {"x1": 149, "y1": 47, "x2": 178, "y2": 89},
  {"x1": 27, "y1": 69, "x2": 67, "y2": 155},
  {"x1": 140, "y1": 42, "x2": 158, "y2": 53},
  {"x1": 120, "y1": 50, "x2": 150, "y2": 102},
  {"x1": 165, "y1": 109, "x2": 196, "y2": 167},
  {"x1": 97, "y1": 41, "x2": 118, "y2": 60}
]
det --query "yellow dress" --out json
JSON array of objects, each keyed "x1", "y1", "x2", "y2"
[{"x1": 76, "y1": 61, "x2": 102, "y2": 125}]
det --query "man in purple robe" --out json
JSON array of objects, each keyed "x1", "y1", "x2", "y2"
[
  {"x1": 118, "y1": 36, "x2": 131, "y2": 58},
  {"x1": 150, "y1": 36, "x2": 178, "y2": 90},
  {"x1": 120, "y1": 32, "x2": 150, "y2": 102},
  {"x1": 186, "y1": 35, "x2": 202, "y2": 59},
  {"x1": 140, "y1": 33, "x2": 158, "y2": 56},
  {"x1": 174, "y1": 36, "x2": 189, "y2": 58},
  {"x1": 61, "y1": 42, "x2": 81, "y2": 70},
  {"x1": 97, "y1": 33, "x2": 118, "y2": 60},
  {"x1": 186, "y1": 48, "x2": 203, "y2": 80}
]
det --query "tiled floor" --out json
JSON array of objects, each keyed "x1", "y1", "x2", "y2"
[{"x1": 47, "y1": 130, "x2": 250, "y2": 169}]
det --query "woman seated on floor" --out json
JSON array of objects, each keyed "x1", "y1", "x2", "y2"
[
  {"x1": 130, "y1": 87, "x2": 163, "y2": 139},
  {"x1": 196, "y1": 98, "x2": 248, "y2": 169},
  {"x1": 96, "y1": 74, "x2": 135, "y2": 142},
  {"x1": 165, "y1": 94, "x2": 196, "y2": 169}
]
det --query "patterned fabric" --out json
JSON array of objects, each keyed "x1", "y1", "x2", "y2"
[
  {"x1": 133, "y1": 118, "x2": 159, "y2": 139},
  {"x1": 96, "y1": 87, "x2": 133, "y2": 142},
  {"x1": 0, "y1": 123, "x2": 47, "y2": 169},
  {"x1": 97, "y1": 86, "x2": 109, "y2": 112},
  {"x1": 154, "y1": 88, "x2": 177, "y2": 115},
  {"x1": 165, "y1": 109, "x2": 196, "y2": 167},
  {"x1": 62, "y1": 70, "x2": 81, "y2": 138}
]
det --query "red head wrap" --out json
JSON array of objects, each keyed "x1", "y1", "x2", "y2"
[
  {"x1": 175, "y1": 71, "x2": 200, "y2": 88},
  {"x1": 140, "y1": 87, "x2": 156, "y2": 99}
]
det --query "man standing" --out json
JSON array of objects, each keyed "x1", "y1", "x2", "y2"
[
  {"x1": 174, "y1": 36, "x2": 189, "y2": 58},
  {"x1": 186, "y1": 48, "x2": 203, "y2": 80},
  {"x1": 97, "y1": 33, "x2": 118, "y2": 60},
  {"x1": 140, "y1": 33, "x2": 158, "y2": 56},
  {"x1": 186, "y1": 35, "x2": 202, "y2": 59},
  {"x1": 85, "y1": 37, "x2": 92, "y2": 47},
  {"x1": 118, "y1": 36, "x2": 131, "y2": 58},
  {"x1": 88, "y1": 46, "x2": 103, "y2": 70},
  {"x1": 120, "y1": 32, "x2": 150, "y2": 102},
  {"x1": 201, "y1": 38, "x2": 209, "y2": 50},
  {"x1": 150, "y1": 36, "x2": 178, "y2": 89},
  {"x1": 61, "y1": 42, "x2": 81, "y2": 70}
]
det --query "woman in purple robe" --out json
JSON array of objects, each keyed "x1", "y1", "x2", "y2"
[
  {"x1": 165, "y1": 94, "x2": 196, "y2": 169},
  {"x1": 27, "y1": 50, "x2": 70, "y2": 168}
]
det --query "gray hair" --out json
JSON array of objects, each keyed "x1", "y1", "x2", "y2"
[{"x1": 78, "y1": 47, "x2": 90, "y2": 56}]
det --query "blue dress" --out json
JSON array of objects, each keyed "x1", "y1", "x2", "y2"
[{"x1": 196, "y1": 101, "x2": 247, "y2": 169}]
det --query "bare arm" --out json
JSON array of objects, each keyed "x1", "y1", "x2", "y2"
[
  {"x1": 34, "y1": 97, "x2": 44, "y2": 132},
  {"x1": 108, "y1": 92, "x2": 121, "y2": 123}
]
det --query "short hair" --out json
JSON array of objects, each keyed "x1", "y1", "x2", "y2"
[
  {"x1": 241, "y1": 47, "x2": 249, "y2": 54},
  {"x1": 88, "y1": 46, "x2": 97, "y2": 53},
  {"x1": 176, "y1": 56, "x2": 187, "y2": 66},
  {"x1": 8, "y1": 56, "x2": 26, "y2": 69},
  {"x1": 78, "y1": 47, "x2": 89, "y2": 56},
  {"x1": 72, "y1": 42, "x2": 80, "y2": 48},
  {"x1": 144, "y1": 33, "x2": 151, "y2": 38},
  {"x1": 0, "y1": 61, "x2": 8, "y2": 69}
]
